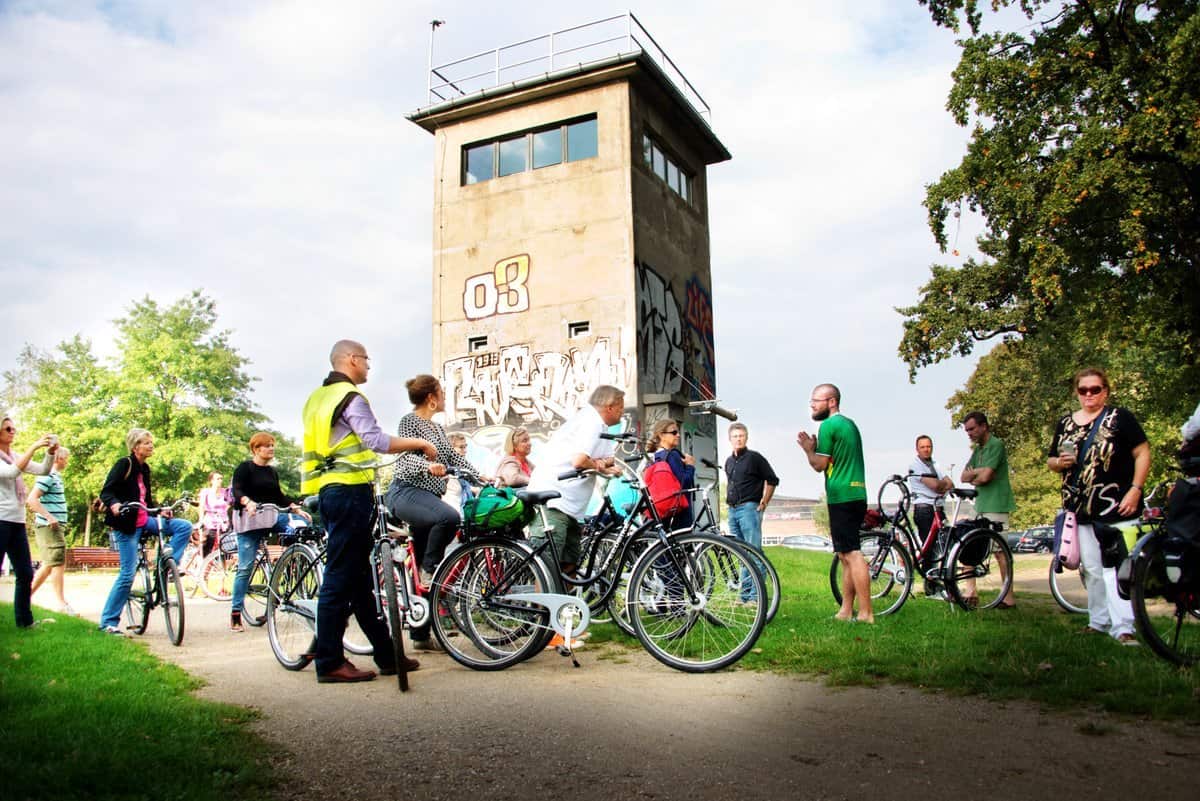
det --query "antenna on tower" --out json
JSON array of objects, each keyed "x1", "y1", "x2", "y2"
[
  {"x1": 427, "y1": 20, "x2": 446, "y2": 103},
  {"x1": 670, "y1": 366, "x2": 737, "y2": 421}
]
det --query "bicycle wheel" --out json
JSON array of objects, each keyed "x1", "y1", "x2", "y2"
[
  {"x1": 607, "y1": 533, "x2": 656, "y2": 636},
  {"x1": 1131, "y1": 538, "x2": 1200, "y2": 666},
  {"x1": 723, "y1": 539, "x2": 781, "y2": 625},
  {"x1": 627, "y1": 533, "x2": 766, "y2": 672},
  {"x1": 945, "y1": 528, "x2": 1013, "y2": 611},
  {"x1": 160, "y1": 558, "x2": 185, "y2": 646},
  {"x1": 200, "y1": 551, "x2": 235, "y2": 601},
  {"x1": 1048, "y1": 561, "x2": 1087, "y2": 614},
  {"x1": 430, "y1": 538, "x2": 553, "y2": 671},
  {"x1": 124, "y1": 562, "x2": 153, "y2": 634},
  {"x1": 267, "y1": 546, "x2": 319, "y2": 670},
  {"x1": 176, "y1": 548, "x2": 203, "y2": 597},
  {"x1": 379, "y1": 540, "x2": 410, "y2": 690},
  {"x1": 828, "y1": 533, "x2": 913, "y2": 617},
  {"x1": 242, "y1": 555, "x2": 269, "y2": 626},
  {"x1": 576, "y1": 528, "x2": 622, "y2": 623}
]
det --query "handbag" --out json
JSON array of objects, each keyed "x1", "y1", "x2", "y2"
[
  {"x1": 1053, "y1": 509, "x2": 1080, "y2": 570},
  {"x1": 1053, "y1": 408, "x2": 1105, "y2": 572}
]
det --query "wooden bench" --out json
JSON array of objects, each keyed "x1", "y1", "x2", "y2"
[{"x1": 65, "y1": 547, "x2": 122, "y2": 571}]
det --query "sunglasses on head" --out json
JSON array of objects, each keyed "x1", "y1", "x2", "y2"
[{"x1": 1077, "y1": 385, "x2": 1105, "y2": 396}]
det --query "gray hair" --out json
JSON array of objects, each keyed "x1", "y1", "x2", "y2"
[
  {"x1": 125, "y1": 428, "x2": 152, "y2": 452},
  {"x1": 728, "y1": 422, "x2": 748, "y2": 437},
  {"x1": 588, "y1": 385, "x2": 625, "y2": 409}
]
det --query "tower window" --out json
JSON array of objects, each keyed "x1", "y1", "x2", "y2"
[
  {"x1": 461, "y1": 114, "x2": 598, "y2": 185},
  {"x1": 642, "y1": 132, "x2": 693, "y2": 206},
  {"x1": 567, "y1": 320, "x2": 590, "y2": 338},
  {"x1": 468, "y1": 335, "x2": 489, "y2": 352}
]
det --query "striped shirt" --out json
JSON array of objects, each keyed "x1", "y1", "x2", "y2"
[{"x1": 34, "y1": 470, "x2": 67, "y2": 526}]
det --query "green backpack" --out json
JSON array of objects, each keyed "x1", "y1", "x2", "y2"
[{"x1": 463, "y1": 486, "x2": 528, "y2": 532}]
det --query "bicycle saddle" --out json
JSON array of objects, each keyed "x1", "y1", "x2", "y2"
[
  {"x1": 517, "y1": 490, "x2": 561, "y2": 506},
  {"x1": 950, "y1": 487, "x2": 978, "y2": 499}
]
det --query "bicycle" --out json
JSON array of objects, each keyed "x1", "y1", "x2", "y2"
[
  {"x1": 119, "y1": 498, "x2": 190, "y2": 646},
  {"x1": 230, "y1": 502, "x2": 299, "y2": 627},
  {"x1": 1124, "y1": 470, "x2": 1200, "y2": 666},
  {"x1": 829, "y1": 474, "x2": 1014, "y2": 614},
  {"x1": 175, "y1": 533, "x2": 235, "y2": 602},
  {"x1": 693, "y1": 456, "x2": 781, "y2": 625},
  {"x1": 577, "y1": 448, "x2": 779, "y2": 638},
  {"x1": 267, "y1": 458, "x2": 447, "y2": 689},
  {"x1": 429, "y1": 434, "x2": 768, "y2": 673}
]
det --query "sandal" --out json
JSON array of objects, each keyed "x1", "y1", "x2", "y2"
[{"x1": 230, "y1": 611, "x2": 244, "y2": 633}]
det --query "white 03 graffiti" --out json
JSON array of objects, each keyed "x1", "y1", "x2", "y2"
[
  {"x1": 443, "y1": 335, "x2": 633, "y2": 426},
  {"x1": 464, "y1": 254, "x2": 531, "y2": 320}
]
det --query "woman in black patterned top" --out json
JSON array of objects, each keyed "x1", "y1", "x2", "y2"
[{"x1": 384, "y1": 375, "x2": 487, "y2": 651}]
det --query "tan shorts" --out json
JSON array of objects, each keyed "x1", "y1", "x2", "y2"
[{"x1": 34, "y1": 523, "x2": 67, "y2": 567}]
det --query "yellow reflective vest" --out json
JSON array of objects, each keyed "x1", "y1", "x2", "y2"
[{"x1": 301, "y1": 382, "x2": 376, "y2": 494}]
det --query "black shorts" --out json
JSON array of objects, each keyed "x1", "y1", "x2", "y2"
[{"x1": 828, "y1": 500, "x2": 868, "y2": 554}]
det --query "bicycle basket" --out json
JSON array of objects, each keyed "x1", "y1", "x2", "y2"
[
  {"x1": 219, "y1": 532, "x2": 238, "y2": 555},
  {"x1": 462, "y1": 487, "x2": 529, "y2": 534}
]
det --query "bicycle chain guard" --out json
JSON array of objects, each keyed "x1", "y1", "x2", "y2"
[{"x1": 494, "y1": 592, "x2": 590, "y2": 638}]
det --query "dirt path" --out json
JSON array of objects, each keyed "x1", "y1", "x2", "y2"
[{"x1": 7, "y1": 569, "x2": 1200, "y2": 801}]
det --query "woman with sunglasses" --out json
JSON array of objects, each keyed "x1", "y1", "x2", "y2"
[
  {"x1": 646, "y1": 418, "x2": 696, "y2": 530},
  {"x1": 1047, "y1": 367, "x2": 1150, "y2": 645},
  {"x1": 0, "y1": 414, "x2": 58, "y2": 628}
]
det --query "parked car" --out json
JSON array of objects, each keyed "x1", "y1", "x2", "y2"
[
  {"x1": 1004, "y1": 531, "x2": 1024, "y2": 551},
  {"x1": 1015, "y1": 525, "x2": 1055, "y2": 554},
  {"x1": 779, "y1": 534, "x2": 833, "y2": 552}
]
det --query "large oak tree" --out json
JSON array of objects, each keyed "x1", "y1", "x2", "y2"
[{"x1": 904, "y1": 0, "x2": 1199, "y2": 523}]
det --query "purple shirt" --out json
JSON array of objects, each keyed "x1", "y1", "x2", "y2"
[{"x1": 329, "y1": 394, "x2": 391, "y2": 453}]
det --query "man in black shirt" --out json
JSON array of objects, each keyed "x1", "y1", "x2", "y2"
[{"x1": 723, "y1": 423, "x2": 779, "y2": 604}]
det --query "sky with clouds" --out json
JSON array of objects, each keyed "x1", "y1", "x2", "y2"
[{"x1": 1, "y1": 0, "x2": 1011, "y2": 499}]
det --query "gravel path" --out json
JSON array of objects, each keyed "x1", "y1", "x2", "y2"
[{"x1": 7, "y1": 568, "x2": 1200, "y2": 801}]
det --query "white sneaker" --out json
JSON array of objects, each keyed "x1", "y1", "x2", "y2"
[{"x1": 58, "y1": 604, "x2": 78, "y2": 616}]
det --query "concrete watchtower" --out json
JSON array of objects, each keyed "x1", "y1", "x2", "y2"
[{"x1": 408, "y1": 14, "x2": 730, "y2": 472}]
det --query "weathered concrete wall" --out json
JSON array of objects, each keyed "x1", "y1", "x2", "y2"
[
  {"x1": 428, "y1": 82, "x2": 636, "y2": 454},
  {"x1": 629, "y1": 81, "x2": 719, "y2": 473}
]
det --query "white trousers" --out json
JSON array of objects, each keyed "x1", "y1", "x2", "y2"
[{"x1": 1077, "y1": 522, "x2": 1134, "y2": 638}]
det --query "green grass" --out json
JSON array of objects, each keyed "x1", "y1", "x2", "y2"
[
  {"x1": 0, "y1": 605, "x2": 276, "y2": 801},
  {"x1": 586, "y1": 547, "x2": 1200, "y2": 722}
]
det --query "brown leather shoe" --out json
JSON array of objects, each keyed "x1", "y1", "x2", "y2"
[
  {"x1": 378, "y1": 656, "x2": 420, "y2": 675},
  {"x1": 316, "y1": 660, "x2": 377, "y2": 683}
]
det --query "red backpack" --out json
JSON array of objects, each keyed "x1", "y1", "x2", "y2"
[{"x1": 643, "y1": 460, "x2": 689, "y2": 518}]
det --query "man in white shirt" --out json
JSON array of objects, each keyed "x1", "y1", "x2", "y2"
[
  {"x1": 526, "y1": 385, "x2": 625, "y2": 574},
  {"x1": 907, "y1": 435, "x2": 954, "y2": 570}
]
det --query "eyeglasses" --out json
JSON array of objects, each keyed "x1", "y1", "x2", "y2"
[
  {"x1": 1, "y1": 426, "x2": 14, "y2": 432},
  {"x1": 1077, "y1": 385, "x2": 1106, "y2": 396},
  {"x1": 351, "y1": 353, "x2": 370, "y2": 362},
  {"x1": 664, "y1": 429, "x2": 680, "y2": 435},
  {"x1": 810, "y1": 398, "x2": 832, "y2": 405}
]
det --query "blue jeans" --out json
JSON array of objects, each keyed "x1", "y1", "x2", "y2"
[
  {"x1": 314, "y1": 484, "x2": 393, "y2": 675},
  {"x1": 0, "y1": 520, "x2": 34, "y2": 627},
  {"x1": 99, "y1": 516, "x2": 192, "y2": 629},
  {"x1": 231, "y1": 519, "x2": 289, "y2": 613},
  {"x1": 728, "y1": 502, "x2": 763, "y2": 602}
]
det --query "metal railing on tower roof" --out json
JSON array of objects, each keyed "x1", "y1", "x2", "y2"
[{"x1": 424, "y1": 12, "x2": 712, "y2": 124}]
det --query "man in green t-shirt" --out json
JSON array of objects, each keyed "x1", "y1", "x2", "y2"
[
  {"x1": 960, "y1": 411, "x2": 1016, "y2": 608},
  {"x1": 797, "y1": 383, "x2": 873, "y2": 623}
]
